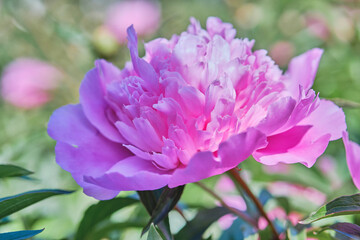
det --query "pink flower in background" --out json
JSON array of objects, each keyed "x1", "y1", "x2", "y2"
[
  {"x1": 305, "y1": 12, "x2": 330, "y2": 41},
  {"x1": 105, "y1": 0, "x2": 161, "y2": 44},
  {"x1": 48, "y1": 17, "x2": 359, "y2": 200},
  {"x1": 1, "y1": 58, "x2": 61, "y2": 109},
  {"x1": 215, "y1": 176, "x2": 247, "y2": 229},
  {"x1": 258, "y1": 207, "x2": 302, "y2": 230},
  {"x1": 269, "y1": 41, "x2": 295, "y2": 67},
  {"x1": 268, "y1": 182, "x2": 326, "y2": 205}
]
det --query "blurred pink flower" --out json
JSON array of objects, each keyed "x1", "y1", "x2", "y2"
[
  {"x1": 263, "y1": 163, "x2": 290, "y2": 174},
  {"x1": 268, "y1": 182, "x2": 326, "y2": 205},
  {"x1": 305, "y1": 12, "x2": 330, "y2": 41},
  {"x1": 105, "y1": 0, "x2": 161, "y2": 43},
  {"x1": 1, "y1": 58, "x2": 61, "y2": 109},
  {"x1": 215, "y1": 176, "x2": 247, "y2": 229},
  {"x1": 48, "y1": 17, "x2": 356, "y2": 200},
  {"x1": 269, "y1": 41, "x2": 295, "y2": 67}
]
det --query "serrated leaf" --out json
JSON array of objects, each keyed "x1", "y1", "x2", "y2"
[
  {"x1": 0, "y1": 229, "x2": 44, "y2": 240},
  {"x1": 0, "y1": 164, "x2": 33, "y2": 179},
  {"x1": 142, "y1": 185, "x2": 185, "y2": 236},
  {"x1": 328, "y1": 222, "x2": 360, "y2": 239},
  {"x1": 300, "y1": 194, "x2": 360, "y2": 224},
  {"x1": 147, "y1": 224, "x2": 165, "y2": 240},
  {"x1": 0, "y1": 189, "x2": 73, "y2": 219},
  {"x1": 75, "y1": 197, "x2": 138, "y2": 240},
  {"x1": 176, "y1": 207, "x2": 230, "y2": 240}
]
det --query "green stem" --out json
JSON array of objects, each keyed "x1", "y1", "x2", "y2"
[
  {"x1": 195, "y1": 182, "x2": 258, "y2": 229},
  {"x1": 228, "y1": 168, "x2": 280, "y2": 240}
]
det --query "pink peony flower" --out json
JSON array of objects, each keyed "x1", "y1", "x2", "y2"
[
  {"x1": 48, "y1": 17, "x2": 357, "y2": 200},
  {"x1": 105, "y1": 0, "x2": 161, "y2": 44},
  {"x1": 1, "y1": 58, "x2": 61, "y2": 109}
]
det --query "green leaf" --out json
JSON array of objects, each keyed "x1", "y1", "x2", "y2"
[
  {"x1": 75, "y1": 197, "x2": 138, "y2": 240},
  {"x1": 0, "y1": 164, "x2": 33, "y2": 179},
  {"x1": 176, "y1": 207, "x2": 230, "y2": 240},
  {"x1": 328, "y1": 222, "x2": 360, "y2": 239},
  {"x1": 300, "y1": 194, "x2": 360, "y2": 224},
  {"x1": 287, "y1": 226, "x2": 306, "y2": 240},
  {"x1": 147, "y1": 224, "x2": 165, "y2": 240},
  {"x1": 91, "y1": 220, "x2": 147, "y2": 240},
  {"x1": 138, "y1": 188, "x2": 165, "y2": 215},
  {"x1": 306, "y1": 229, "x2": 336, "y2": 240},
  {"x1": 142, "y1": 186, "x2": 185, "y2": 236},
  {"x1": 0, "y1": 229, "x2": 44, "y2": 240},
  {"x1": 0, "y1": 189, "x2": 73, "y2": 219}
]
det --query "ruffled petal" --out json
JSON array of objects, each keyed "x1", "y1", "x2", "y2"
[
  {"x1": 343, "y1": 132, "x2": 360, "y2": 190},
  {"x1": 79, "y1": 62, "x2": 126, "y2": 143},
  {"x1": 254, "y1": 126, "x2": 330, "y2": 167},
  {"x1": 168, "y1": 128, "x2": 267, "y2": 187},
  {"x1": 298, "y1": 99, "x2": 346, "y2": 141},
  {"x1": 286, "y1": 48, "x2": 323, "y2": 96},
  {"x1": 256, "y1": 97, "x2": 297, "y2": 135},
  {"x1": 127, "y1": 25, "x2": 159, "y2": 93},
  {"x1": 48, "y1": 104, "x2": 131, "y2": 200},
  {"x1": 56, "y1": 142, "x2": 120, "y2": 200},
  {"x1": 48, "y1": 104, "x2": 96, "y2": 146}
]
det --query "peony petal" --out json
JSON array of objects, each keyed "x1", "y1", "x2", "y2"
[
  {"x1": 254, "y1": 126, "x2": 330, "y2": 167},
  {"x1": 48, "y1": 104, "x2": 130, "y2": 200},
  {"x1": 168, "y1": 128, "x2": 267, "y2": 187},
  {"x1": 48, "y1": 104, "x2": 96, "y2": 146},
  {"x1": 127, "y1": 25, "x2": 159, "y2": 92},
  {"x1": 343, "y1": 132, "x2": 360, "y2": 190},
  {"x1": 79, "y1": 63, "x2": 126, "y2": 143},
  {"x1": 84, "y1": 156, "x2": 171, "y2": 191},
  {"x1": 56, "y1": 143, "x2": 120, "y2": 200},
  {"x1": 178, "y1": 86, "x2": 205, "y2": 117},
  {"x1": 256, "y1": 97, "x2": 297, "y2": 135},
  {"x1": 299, "y1": 99, "x2": 346, "y2": 141},
  {"x1": 286, "y1": 48, "x2": 323, "y2": 96},
  {"x1": 218, "y1": 128, "x2": 268, "y2": 169}
]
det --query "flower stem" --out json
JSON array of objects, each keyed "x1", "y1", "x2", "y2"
[
  {"x1": 228, "y1": 168, "x2": 280, "y2": 240},
  {"x1": 194, "y1": 182, "x2": 258, "y2": 229}
]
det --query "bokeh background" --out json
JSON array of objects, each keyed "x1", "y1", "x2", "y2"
[{"x1": 1, "y1": 0, "x2": 360, "y2": 239}]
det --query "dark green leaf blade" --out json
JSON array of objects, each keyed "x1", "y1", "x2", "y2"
[
  {"x1": 75, "y1": 197, "x2": 138, "y2": 240},
  {"x1": 147, "y1": 224, "x2": 165, "y2": 240},
  {"x1": 0, "y1": 229, "x2": 44, "y2": 240},
  {"x1": 329, "y1": 222, "x2": 360, "y2": 239},
  {"x1": 142, "y1": 185, "x2": 185, "y2": 236},
  {"x1": 300, "y1": 194, "x2": 360, "y2": 224},
  {"x1": 176, "y1": 207, "x2": 230, "y2": 240},
  {"x1": 138, "y1": 188, "x2": 165, "y2": 215},
  {"x1": 0, "y1": 164, "x2": 33, "y2": 179},
  {"x1": 0, "y1": 189, "x2": 73, "y2": 219}
]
